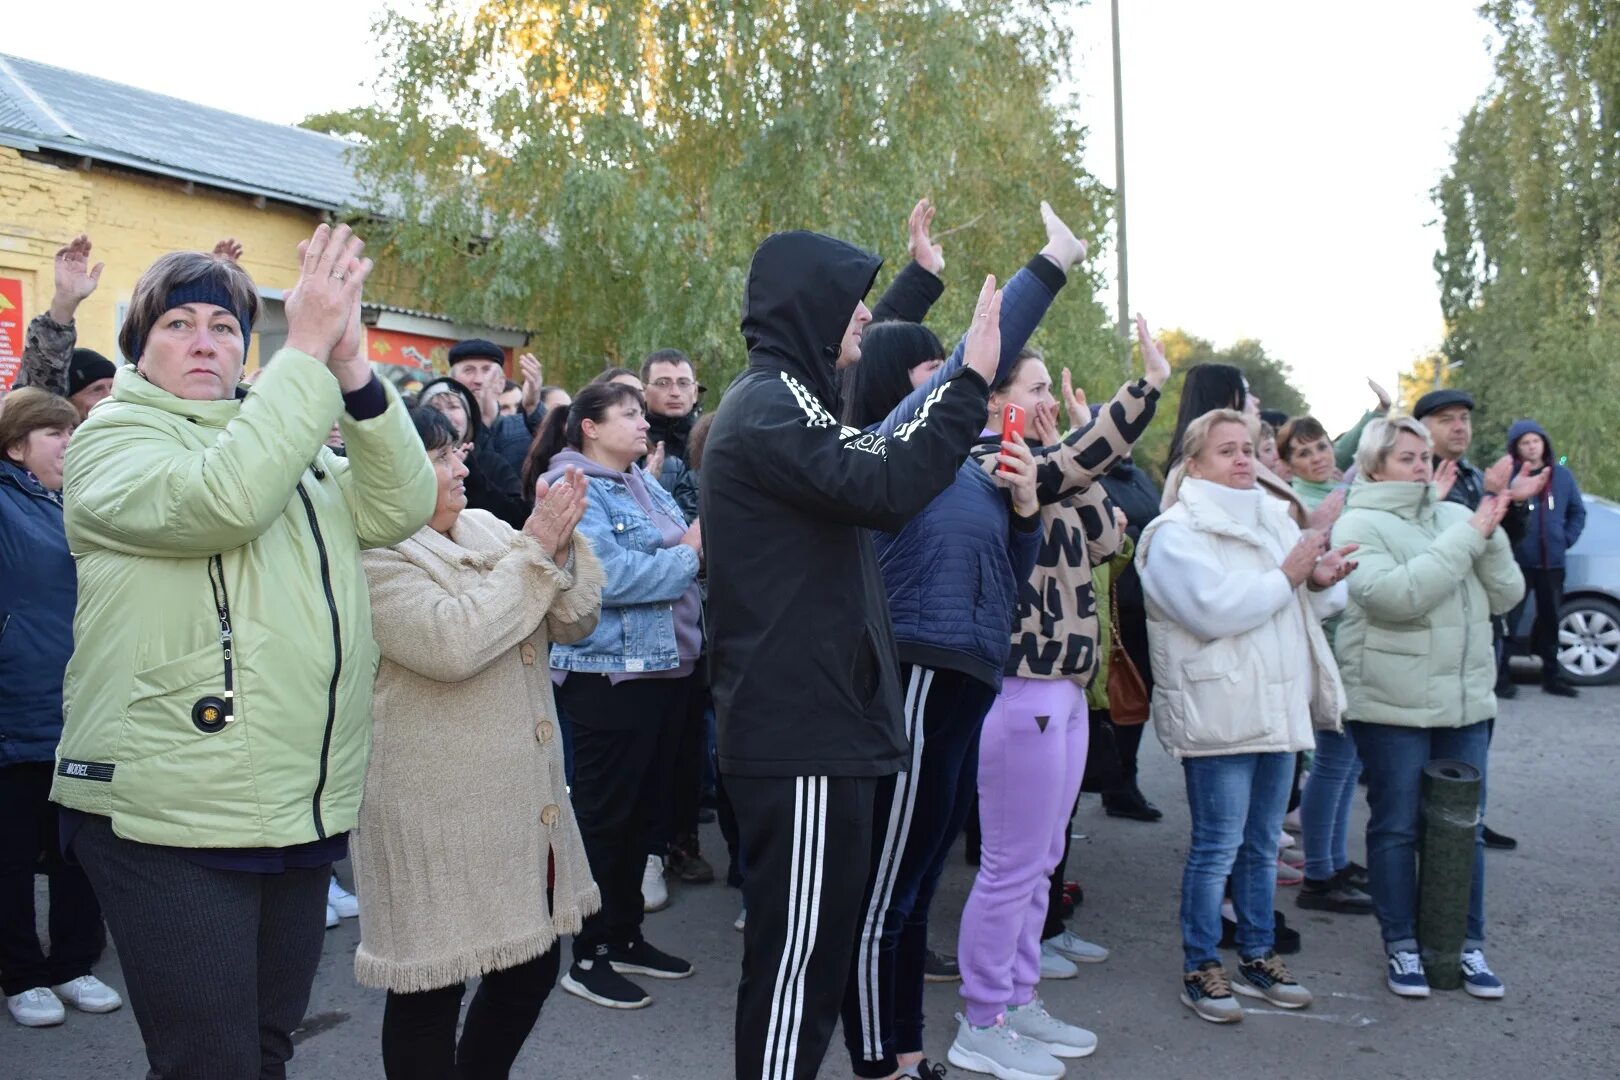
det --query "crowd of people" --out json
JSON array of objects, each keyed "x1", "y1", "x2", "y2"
[{"x1": 0, "y1": 197, "x2": 1588, "y2": 1080}]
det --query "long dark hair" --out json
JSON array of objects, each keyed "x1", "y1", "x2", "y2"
[
  {"x1": 1166, "y1": 362, "x2": 1246, "y2": 469},
  {"x1": 523, "y1": 381, "x2": 646, "y2": 492},
  {"x1": 842, "y1": 321, "x2": 945, "y2": 429}
]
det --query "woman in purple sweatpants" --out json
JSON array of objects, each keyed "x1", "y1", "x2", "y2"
[{"x1": 950, "y1": 320, "x2": 1168, "y2": 1078}]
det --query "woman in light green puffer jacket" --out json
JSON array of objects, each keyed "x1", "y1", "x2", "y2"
[
  {"x1": 1331, "y1": 416, "x2": 1523, "y2": 1003},
  {"x1": 50, "y1": 225, "x2": 436, "y2": 1076}
]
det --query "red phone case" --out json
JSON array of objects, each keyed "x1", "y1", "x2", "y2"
[{"x1": 1000, "y1": 404, "x2": 1026, "y2": 472}]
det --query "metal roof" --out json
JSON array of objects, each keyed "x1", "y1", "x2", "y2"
[{"x1": 0, "y1": 53, "x2": 371, "y2": 212}]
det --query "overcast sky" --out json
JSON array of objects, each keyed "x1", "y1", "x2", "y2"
[{"x1": 7, "y1": 1, "x2": 1498, "y2": 430}]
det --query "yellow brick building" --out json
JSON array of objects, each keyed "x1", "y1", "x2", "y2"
[{"x1": 0, "y1": 53, "x2": 523, "y2": 386}]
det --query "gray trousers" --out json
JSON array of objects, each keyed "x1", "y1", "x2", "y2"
[{"x1": 72, "y1": 816, "x2": 329, "y2": 1080}]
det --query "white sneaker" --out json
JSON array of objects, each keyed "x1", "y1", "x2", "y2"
[
  {"x1": 1283, "y1": 808, "x2": 1302, "y2": 832},
  {"x1": 1275, "y1": 860, "x2": 1303, "y2": 886},
  {"x1": 1045, "y1": 930, "x2": 1108, "y2": 964},
  {"x1": 51, "y1": 976, "x2": 122, "y2": 1014},
  {"x1": 733, "y1": 908, "x2": 746, "y2": 932},
  {"x1": 328, "y1": 874, "x2": 359, "y2": 919},
  {"x1": 947, "y1": 1012, "x2": 1066, "y2": 1079},
  {"x1": 1278, "y1": 828, "x2": 1296, "y2": 850},
  {"x1": 1005, "y1": 996, "x2": 1097, "y2": 1058},
  {"x1": 325, "y1": 903, "x2": 339, "y2": 929},
  {"x1": 8, "y1": 987, "x2": 65, "y2": 1027},
  {"x1": 1037, "y1": 941, "x2": 1078, "y2": 980},
  {"x1": 642, "y1": 855, "x2": 669, "y2": 912}
]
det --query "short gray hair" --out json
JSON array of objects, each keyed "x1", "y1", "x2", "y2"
[
  {"x1": 1356, "y1": 416, "x2": 1432, "y2": 478},
  {"x1": 1180, "y1": 408, "x2": 1258, "y2": 463}
]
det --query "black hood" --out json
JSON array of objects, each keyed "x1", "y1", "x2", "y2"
[
  {"x1": 418, "y1": 375, "x2": 486, "y2": 442},
  {"x1": 740, "y1": 231, "x2": 882, "y2": 412}
]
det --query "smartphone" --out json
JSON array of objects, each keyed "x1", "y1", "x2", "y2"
[{"x1": 1000, "y1": 403, "x2": 1026, "y2": 473}]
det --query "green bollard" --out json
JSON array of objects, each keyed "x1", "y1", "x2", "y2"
[{"x1": 1417, "y1": 759, "x2": 1482, "y2": 991}]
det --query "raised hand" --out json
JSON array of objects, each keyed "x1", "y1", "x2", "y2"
[
  {"x1": 1281, "y1": 529, "x2": 1329, "y2": 588},
  {"x1": 1060, "y1": 368, "x2": 1089, "y2": 433},
  {"x1": 1505, "y1": 461, "x2": 1550, "y2": 503},
  {"x1": 1307, "y1": 487, "x2": 1347, "y2": 532},
  {"x1": 1482, "y1": 454, "x2": 1514, "y2": 496},
  {"x1": 50, "y1": 234, "x2": 103, "y2": 324},
  {"x1": 520, "y1": 353, "x2": 543, "y2": 412},
  {"x1": 1311, "y1": 542, "x2": 1360, "y2": 588},
  {"x1": 1039, "y1": 201, "x2": 1087, "y2": 271},
  {"x1": 962, "y1": 275, "x2": 1003, "y2": 386},
  {"x1": 212, "y1": 238, "x2": 245, "y2": 263},
  {"x1": 1368, "y1": 377, "x2": 1392, "y2": 411},
  {"x1": 527, "y1": 466, "x2": 588, "y2": 562},
  {"x1": 286, "y1": 224, "x2": 372, "y2": 386},
  {"x1": 1135, "y1": 314, "x2": 1172, "y2": 390},
  {"x1": 993, "y1": 432, "x2": 1039, "y2": 516},
  {"x1": 1433, "y1": 458, "x2": 1459, "y2": 501},
  {"x1": 907, "y1": 198, "x2": 944, "y2": 275},
  {"x1": 645, "y1": 440, "x2": 667, "y2": 480}
]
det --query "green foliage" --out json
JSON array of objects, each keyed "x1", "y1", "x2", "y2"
[
  {"x1": 1427, "y1": 0, "x2": 1620, "y2": 495},
  {"x1": 349, "y1": 0, "x2": 1118, "y2": 393},
  {"x1": 298, "y1": 107, "x2": 395, "y2": 143}
]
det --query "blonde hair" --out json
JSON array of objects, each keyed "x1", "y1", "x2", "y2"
[
  {"x1": 1180, "y1": 408, "x2": 1258, "y2": 463},
  {"x1": 1356, "y1": 416, "x2": 1431, "y2": 478}
]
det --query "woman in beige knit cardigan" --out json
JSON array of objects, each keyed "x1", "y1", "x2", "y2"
[{"x1": 355, "y1": 407, "x2": 605, "y2": 1080}]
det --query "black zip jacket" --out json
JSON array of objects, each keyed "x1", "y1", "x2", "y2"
[{"x1": 701, "y1": 231, "x2": 991, "y2": 778}]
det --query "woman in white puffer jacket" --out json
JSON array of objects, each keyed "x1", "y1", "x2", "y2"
[{"x1": 1136, "y1": 409, "x2": 1355, "y2": 1025}]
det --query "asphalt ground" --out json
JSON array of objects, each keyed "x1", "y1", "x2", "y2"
[{"x1": 5, "y1": 679, "x2": 1617, "y2": 1079}]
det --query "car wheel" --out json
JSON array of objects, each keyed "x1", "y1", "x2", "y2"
[{"x1": 1557, "y1": 596, "x2": 1620, "y2": 686}]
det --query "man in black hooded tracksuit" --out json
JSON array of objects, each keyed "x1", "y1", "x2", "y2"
[{"x1": 701, "y1": 232, "x2": 998, "y2": 1080}]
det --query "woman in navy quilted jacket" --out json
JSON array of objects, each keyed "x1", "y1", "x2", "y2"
[
  {"x1": 0, "y1": 388, "x2": 121, "y2": 1027},
  {"x1": 1501, "y1": 419, "x2": 1587, "y2": 696}
]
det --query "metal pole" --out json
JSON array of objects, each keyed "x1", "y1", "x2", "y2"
[{"x1": 1111, "y1": 0, "x2": 1130, "y2": 373}]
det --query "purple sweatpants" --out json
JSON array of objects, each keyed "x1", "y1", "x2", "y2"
[{"x1": 957, "y1": 676, "x2": 1089, "y2": 1027}]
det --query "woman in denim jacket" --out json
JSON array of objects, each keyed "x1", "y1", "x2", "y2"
[{"x1": 528, "y1": 381, "x2": 703, "y2": 1011}]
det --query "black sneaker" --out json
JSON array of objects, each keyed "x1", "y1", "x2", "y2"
[
  {"x1": 913, "y1": 1060, "x2": 948, "y2": 1080},
  {"x1": 923, "y1": 949, "x2": 961, "y2": 983},
  {"x1": 606, "y1": 939, "x2": 693, "y2": 980},
  {"x1": 560, "y1": 958, "x2": 651, "y2": 1009},
  {"x1": 1340, "y1": 861, "x2": 1370, "y2": 890},
  {"x1": 1296, "y1": 873, "x2": 1374, "y2": 914},
  {"x1": 1482, "y1": 825, "x2": 1518, "y2": 851},
  {"x1": 1494, "y1": 678, "x2": 1519, "y2": 699},
  {"x1": 1103, "y1": 789, "x2": 1164, "y2": 822},
  {"x1": 1542, "y1": 678, "x2": 1579, "y2": 698},
  {"x1": 1219, "y1": 910, "x2": 1301, "y2": 954}
]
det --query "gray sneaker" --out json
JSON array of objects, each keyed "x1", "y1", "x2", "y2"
[
  {"x1": 1044, "y1": 929, "x2": 1109, "y2": 964},
  {"x1": 1233, "y1": 951, "x2": 1313, "y2": 1009},
  {"x1": 1005, "y1": 997, "x2": 1097, "y2": 1058},
  {"x1": 947, "y1": 1012, "x2": 1067, "y2": 1079},
  {"x1": 1181, "y1": 962, "x2": 1243, "y2": 1024}
]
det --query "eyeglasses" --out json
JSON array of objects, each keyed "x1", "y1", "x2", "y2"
[{"x1": 649, "y1": 378, "x2": 697, "y2": 391}]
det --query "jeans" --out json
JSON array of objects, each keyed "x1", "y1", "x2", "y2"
[
  {"x1": 1298, "y1": 728, "x2": 1363, "y2": 881},
  {"x1": 1179, "y1": 752, "x2": 1294, "y2": 970},
  {"x1": 1347, "y1": 720, "x2": 1490, "y2": 953}
]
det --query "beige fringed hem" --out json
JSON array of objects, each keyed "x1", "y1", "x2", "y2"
[{"x1": 354, "y1": 886, "x2": 602, "y2": 994}]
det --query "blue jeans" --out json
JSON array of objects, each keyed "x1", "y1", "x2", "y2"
[
  {"x1": 1299, "y1": 728, "x2": 1362, "y2": 880},
  {"x1": 1180, "y1": 752, "x2": 1293, "y2": 970},
  {"x1": 1346, "y1": 720, "x2": 1489, "y2": 953}
]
